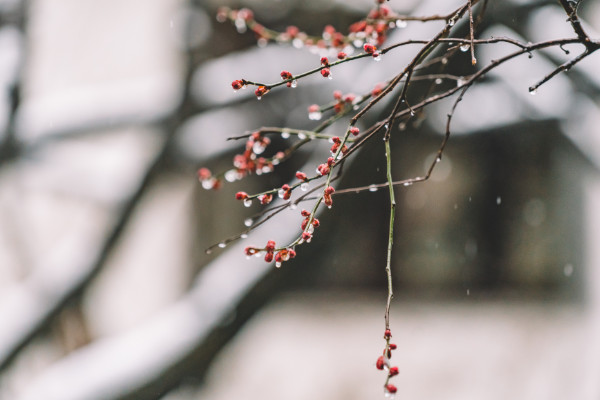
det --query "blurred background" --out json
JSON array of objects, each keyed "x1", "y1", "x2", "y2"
[{"x1": 0, "y1": 0, "x2": 599, "y2": 399}]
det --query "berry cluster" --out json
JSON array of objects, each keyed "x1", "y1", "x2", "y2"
[
  {"x1": 375, "y1": 329, "x2": 399, "y2": 398},
  {"x1": 245, "y1": 240, "x2": 297, "y2": 268}
]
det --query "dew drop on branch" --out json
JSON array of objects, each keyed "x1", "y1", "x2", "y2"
[
  {"x1": 435, "y1": 78, "x2": 443, "y2": 85},
  {"x1": 564, "y1": 263, "x2": 574, "y2": 277},
  {"x1": 243, "y1": 199, "x2": 253, "y2": 208},
  {"x1": 235, "y1": 19, "x2": 247, "y2": 33},
  {"x1": 496, "y1": 196, "x2": 502, "y2": 205},
  {"x1": 275, "y1": 261, "x2": 282, "y2": 268},
  {"x1": 460, "y1": 44, "x2": 470, "y2": 52},
  {"x1": 529, "y1": 88, "x2": 537, "y2": 96},
  {"x1": 241, "y1": 233, "x2": 248, "y2": 239},
  {"x1": 396, "y1": 19, "x2": 407, "y2": 28},
  {"x1": 403, "y1": 182, "x2": 413, "y2": 187},
  {"x1": 369, "y1": 184, "x2": 378, "y2": 192},
  {"x1": 244, "y1": 218, "x2": 253, "y2": 226},
  {"x1": 281, "y1": 131, "x2": 290, "y2": 139},
  {"x1": 225, "y1": 169, "x2": 238, "y2": 182},
  {"x1": 218, "y1": 242, "x2": 226, "y2": 248},
  {"x1": 308, "y1": 111, "x2": 322, "y2": 121},
  {"x1": 253, "y1": 142, "x2": 266, "y2": 154},
  {"x1": 300, "y1": 183, "x2": 309, "y2": 191},
  {"x1": 298, "y1": 132, "x2": 307, "y2": 139},
  {"x1": 291, "y1": 79, "x2": 298, "y2": 88}
]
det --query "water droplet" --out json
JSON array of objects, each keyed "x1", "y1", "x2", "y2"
[
  {"x1": 529, "y1": 88, "x2": 537, "y2": 96},
  {"x1": 328, "y1": 74, "x2": 333, "y2": 80},
  {"x1": 436, "y1": 156, "x2": 442, "y2": 163},
  {"x1": 298, "y1": 132, "x2": 307, "y2": 140},
  {"x1": 292, "y1": 38, "x2": 303, "y2": 48},
  {"x1": 201, "y1": 178, "x2": 216, "y2": 190},
  {"x1": 257, "y1": 38, "x2": 268, "y2": 48},
  {"x1": 396, "y1": 19, "x2": 407, "y2": 28},
  {"x1": 300, "y1": 183, "x2": 309, "y2": 191},
  {"x1": 384, "y1": 123, "x2": 389, "y2": 130},
  {"x1": 278, "y1": 189, "x2": 285, "y2": 198},
  {"x1": 275, "y1": 261, "x2": 282, "y2": 268},
  {"x1": 308, "y1": 111, "x2": 322, "y2": 121},
  {"x1": 564, "y1": 264, "x2": 574, "y2": 277},
  {"x1": 460, "y1": 44, "x2": 470, "y2": 52},
  {"x1": 289, "y1": 203, "x2": 297, "y2": 210},
  {"x1": 241, "y1": 233, "x2": 248, "y2": 239},
  {"x1": 327, "y1": 205, "x2": 332, "y2": 209},
  {"x1": 256, "y1": 96, "x2": 262, "y2": 100},
  {"x1": 291, "y1": 79, "x2": 298, "y2": 88},
  {"x1": 441, "y1": 57, "x2": 448, "y2": 65},
  {"x1": 373, "y1": 54, "x2": 381, "y2": 61},
  {"x1": 218, "y1": 242, "x2": 226, "y2": 248},
  {"x1": 369, "y1": 184, "x2": 378, "y2": 192},
  {"x1": 410, "y1": 110, "x2": 415, "y2": 117},
  {"x1": 243, "y1": 199, "x2": 253, "y2": 208},
  {"x1": 403, "y1": 182, "x2": 413, "y2": 187},
  {"x1": 224, "y1": 169, "x2": 238, "y2": 182},
  {"x1": 435, "y1": 78, "x2": 443, "y2": 85},
  {"x1": 496, "y1": 196, "x2": 502, "y2": 205},
  {"x1": 206, "y1": 249, "x2": 212, "y2": 255},
  {"x1": 235, "y1": 18, "x2": 247, "y2": 33},
  {"x1": 457, "y1": 77, "x2": 465, "y2": 87},
  {"x1": 252, "y1": 142, "x2": 266, "y2": 154},
  {"x1": 281, "y1": 131, "x2": 290, "y2": 139},
  {"x1": 448, "y1": 18, "x2": 455, "y2": 26}
]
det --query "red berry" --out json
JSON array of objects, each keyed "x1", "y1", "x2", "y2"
[
  {"x1": 302, "y1": 232, "x2": 312, "y2": 241},
  {"x1": 265, "y1": 240, "x2": 276, "y2": 252},
  {"x1": 364, "y1": 43, "x2": 376, "y2": 54},
  {"x1": 264, "y1": 252, "x2": 274, "y2": 262},
  {"x1": 384, "y1": 329, "x2": 392, "y2": 339},
  {"x1": 324, "y1": 194, "x2": 333, "y2": 207},
  {"x1": 308, "y1": 104, "x2": 320, "y2": 113},
  {"x1": 280, "y1": 70, "x2": 293, "y2": 80},
  {"x1": 386, "y1": 384, "x2": 397, "y2": 394},
  {"x1": 244, "y1": 247, "x2": 256, "y2": 256},
  {"x1": 286, "y1": 25, "x2": 299, "y2": 37},
  {"x1": 301, "y1": 209, "x2": 311, "y2": 217},
  {"x1": 255, "y1": 86, "x2": 269, "y2": 98},
  {"x1": 389, "y1": 343, "x2": 397, "y2": 350},
  {"x1": 231, "y1": 79, "x2": 244, "y2": 90},
  {"x1": 197, "y1": 167, "x2": 211, "y2": 181},
  {"x1": 312, "y1": 218, "x2": 320, "y2": 227},
  {"x1": 337, "y1": 51, "x2": 347, "y2": 60},
  {"x1": 324, "y1": 186, "x2": 335, "y2": 195},
  {"x1": 350, "y1": 127, "x2": 360, "y2": 136},
  {"x1": 320, "y1": 57, "x2": 329, "y2": 66},
  {"x1": 389, "y1": 366, "x2": 399, "y2": 376},
  {"x1": 235, "y1": 191, "x2": 248, "y2": 200},
  {"x1": 376, "y1": 356, "x2": 385, "y2": 370},
  {"x1": 333, "y1": 90, "x2": 343, "y2": 100},
  {"x1": 296, "y1": 171, "x2": 308, "y2": 181},
  {"x1": 321, "y1": 68, "x2": 331, "y2": 78}
]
